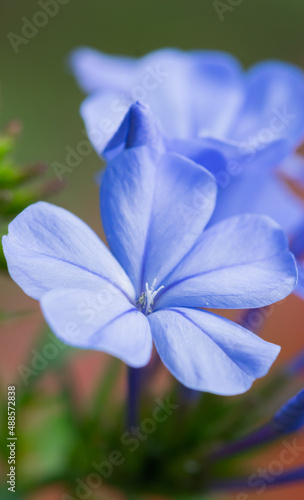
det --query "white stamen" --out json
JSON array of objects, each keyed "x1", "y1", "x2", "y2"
[{"x1": 137, "y1": 279, "x2": 164, "y2": 315}]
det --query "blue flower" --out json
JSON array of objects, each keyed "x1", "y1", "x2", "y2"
[
  {"x1": 70, "y1": 48, "x2": 304, "y2": 234},
  {"x1": 70, "y1": 48, "x2": 304, "y2": 155},
  {"x1": 2, "y1": 147, "x2": 297, "y2": 394},
  {"x1": 209, "y1": 385, "x2": 304, "y2": 492}
]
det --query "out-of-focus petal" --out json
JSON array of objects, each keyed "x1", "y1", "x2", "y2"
[
  {"x1": 210, "y1": 170, "x2": 304, "y2": 235},
  {"x1": 72, "y1": 47, "x2": 245, "y2": 139},
  {"x1": 80, "y1": 91, "x2": 131, "y2": 156},
  {"x1": 187, "y1": 51, "x2": 243, "y2": 138},
  {"x1": 168, "y1": 136, "x2": 288, "y2": 174},
  {"x1": 69, "y1": 47, "x2": 136, "y2": 94},
  {"x1": 227, "y1": 61, "x2": 304, "y2": 148}
]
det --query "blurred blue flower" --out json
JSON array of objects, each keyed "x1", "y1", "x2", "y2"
[
  {"x1": 211, "y1": 387, "x2": 304, "y2": 461},
  {"x1": 210, "y1": 386, "x2": 304, "y2": 492},
  {"x1": 2, "y1": 147, "x2": 297, "y2": 394},
  {"x1": 70, "y1": 48, "x2": 304, "y2": 157},
  {"x1": 70, "y1": 48, "x2": 304, "y2": 234}
]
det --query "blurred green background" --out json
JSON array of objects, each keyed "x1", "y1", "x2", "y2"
[{"x1": 1, "y1": 0, "x2": 304, "y2": 226}]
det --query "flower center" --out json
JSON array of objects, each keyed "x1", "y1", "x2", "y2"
[{"x1": 137, "y1": 279, "x2": 164, "y2": 315}]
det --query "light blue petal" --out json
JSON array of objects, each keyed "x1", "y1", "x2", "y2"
[
  {"x1": 69, "y1": 47, "x2": 136, "y2": 94},
  {"x1": 81, "y1": 96, "x2": 165, "y2": 161},
  {"x1": 80, "y1": 90, "x2": 131, "y2": 156},
  {"x1": 167, "y1": 137, "x2": 228, "y2": 174},
  {"x1": 100, "y1": 147, "x2": 217, "y2": 296},
  {"x1": 81, "y1": 90, "x2": 288, "y2": 176},
  {"x1": 168, "y1": 136, "x2": 288, "y2": 174},
  {"x1": 73, "y1": 47, "x2": 244, "y2": 140},
  {"x1": 73, "y1": 49, "x2": 304, "y2": 154},
  {"x1": 210, "y1": 170, "x2": 304, "y2": 235},
  {"x1": 131, "y1": 48, "x2": 195, "y2": 138},
  {"x1": 156, "y1": 214, "x2": 297, "y2": 310},
  {"x1": 41, "y1": 287, "x2": 152, "y2": 367},
  {"x1": 2, "y1": 202, "x2": 135, "y2": 301},
  {"x1": 149, "y1": 307, "x2": 280, "y2": 395},
  {"x1": 187, "y1": 51, "x2": 243, "y2": 138},
  {"x1": 227, "y1": 61, "x2": 304, "y2": 148},
  {"x1": 141, "y1": 49, "x2": 243, "y2": 139},
  {"x1": 103, "y1": 101, "x2": 166, "y2": 160}
]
